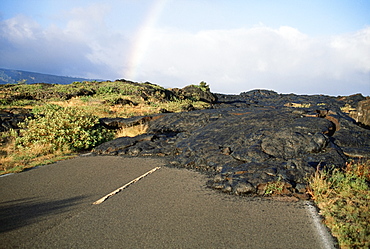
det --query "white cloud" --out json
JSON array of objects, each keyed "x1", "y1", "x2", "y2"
[
  {"x1": 135, "y1": 26, "x2": 370, "y2": 95},
  {"x1": 0, "y1": 4, "x2": 129, "y2": 79},
  {"x1": 1, "y1": 15, "x2": 41, "y2": 42},
  {"x1": 0, "y1": 7, "x2": 369, "y2": 96}
]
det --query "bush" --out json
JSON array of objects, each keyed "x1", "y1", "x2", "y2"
[
  {"x1": 16, "y1": 104, "x2": 114, "y2": 152},
  {"x1": 308, "y1": 160, "x2": 370, "y2": 248},
  {"x1": 96, "y1": 86, "x2": 119, "y2": 95}
]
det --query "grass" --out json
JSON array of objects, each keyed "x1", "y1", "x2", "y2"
[
  {"x1": 0, "y1": 81, "x2": 211, "y2": 175},
  {"x1": 284, "y1": 102, "x2": 311, "y2": 108},
  {"x1": 263, "y1": 176, "x2": 285, "y2": 195},
  {"x1": 116, "y1": 122, "x2": 149, "y2": 138},
  {"x1": 340, "y1": 103, "x2": 357, "y2": 114},
  {"x1": 307, "y1": 160, "x2": 370, "y2": 248},
  {"x1": 0, "y1": 135, "x2": 76, "y2": 174}
]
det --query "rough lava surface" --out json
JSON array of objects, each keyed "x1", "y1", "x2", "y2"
[{"x1": 93, "y1": 89, "x2": 370, "y2": 198}]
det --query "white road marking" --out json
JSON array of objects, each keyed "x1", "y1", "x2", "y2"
[
  {"x1": 93, "y1": 166, "x2": 161, "y2": 205},
  {"x1": 304, "y1": 201, "x2": 337, "y2": 249}
]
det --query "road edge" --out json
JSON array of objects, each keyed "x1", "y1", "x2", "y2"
[{"x1": 304, "y1": 201, "x2": 339, "y2": 249}]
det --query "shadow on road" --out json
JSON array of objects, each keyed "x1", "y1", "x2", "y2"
[{"x1": 0, "y1": 196, "x2": 87, "y2": 233}]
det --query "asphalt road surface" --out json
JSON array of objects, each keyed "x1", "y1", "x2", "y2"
[{"x1": 0, "y1": 156, "x2": 337, "y2": 248}]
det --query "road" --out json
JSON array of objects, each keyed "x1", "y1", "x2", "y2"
[{"x1": 0, "y1": 156, "x2": 337, "y2": 248}]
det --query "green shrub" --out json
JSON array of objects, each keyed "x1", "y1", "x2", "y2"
[
  {"x1": 193, "y1": 81, "x2": 210, "y2": 92},
  {"x1": 309, "y1": 161, "x2": 370, "y2": 248},
  {"x1": 96, "y1": 86, "x2": 119, "y2": 95},
  {"x1": 16, "y1": 104, "x2": 114, "y2": 152},
  {"x1": 0, "y1": 99, "x2": 9, "y2": 105}
]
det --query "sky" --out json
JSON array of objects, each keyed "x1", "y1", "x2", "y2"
[{"x1": 0, "y1": 0, "x2": 369, "y2": 96}]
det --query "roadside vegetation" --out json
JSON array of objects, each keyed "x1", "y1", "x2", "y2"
[
  {"x1": 0, "y1": 80, "x2": 210, "y2": 174},
  {"x1": 308, "y1": 160, "x2": 370, "y2": 248},
  {"x1": 1, "y1": 80, "x2": 369, "y2": 248}
]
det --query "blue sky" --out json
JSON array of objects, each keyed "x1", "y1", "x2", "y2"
[{"x1": 0, "y1": 0, "x2": 369, "y2": 95}]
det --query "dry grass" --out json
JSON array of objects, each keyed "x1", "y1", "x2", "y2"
[
  {"x1": 48, "y1": 97, "x2": 204, "y2": 118},
  {"x1": 0, "y1": 138, "x2": 76, "y2": 174},
  {"x1": 307, "y1": 160, "x2": 370, "y2": 248},
  {"x1": 284, "y1": 102, "x2": 311, "y2": 108},
  {"x1": 49, "y1": 98, "x2": 89, "y2": 107},
  {"x1": 340, "y1": 103, "x2": 357, "y2": 114},
  {"x1": 116, "y1": 123, "x2": 149, "y2": 138}
]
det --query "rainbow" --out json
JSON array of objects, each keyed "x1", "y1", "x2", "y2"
[{"x1": 125, "y1": 0, "x2": 167, "y2": 81}]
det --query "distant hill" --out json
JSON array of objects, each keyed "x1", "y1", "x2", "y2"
[{"x1": 0, "y1": 68, "x2": 100, "y2": 85}]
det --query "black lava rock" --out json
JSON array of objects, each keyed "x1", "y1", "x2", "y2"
[{"x1": 93, "y1": 90, "x2": 370, "y2": 197}]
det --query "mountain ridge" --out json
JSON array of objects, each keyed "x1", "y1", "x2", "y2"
[{"x1": 0, "y1": 68, "x2": 100, "y2": 85}]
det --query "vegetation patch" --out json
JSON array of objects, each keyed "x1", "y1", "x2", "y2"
[
  {"x1": 116, "y1": 123, "x2": 149, "y2": 138},
  {"x1": 0, "y1": 132, "x2": 76, "y2": 174},
  {"x1": 16, "y1": 104, "x2": 115, "y2": 151},
  {"x1": 0, "y1": 104, "x2": 114, "y2": 174},
  {"x1": 340, "y1": 103, "x2": 357, "y2": 114},
  {"x1": 284, "y1": 102, "x2": 311, "y2": 108},
  {"x1": 308, "y1": 160, "x2": 370, "y2": 248},
  {"x1": 0, "y1": 80, "x2": 212, "y2": 174}
]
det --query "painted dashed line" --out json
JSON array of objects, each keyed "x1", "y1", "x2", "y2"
[{"x1": 93, "y1": 167, "x2": 161, "y2": 205}]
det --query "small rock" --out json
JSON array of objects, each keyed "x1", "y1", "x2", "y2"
[{"x1": 233, "y1": 181, "x2": 256, "y2": 195}]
